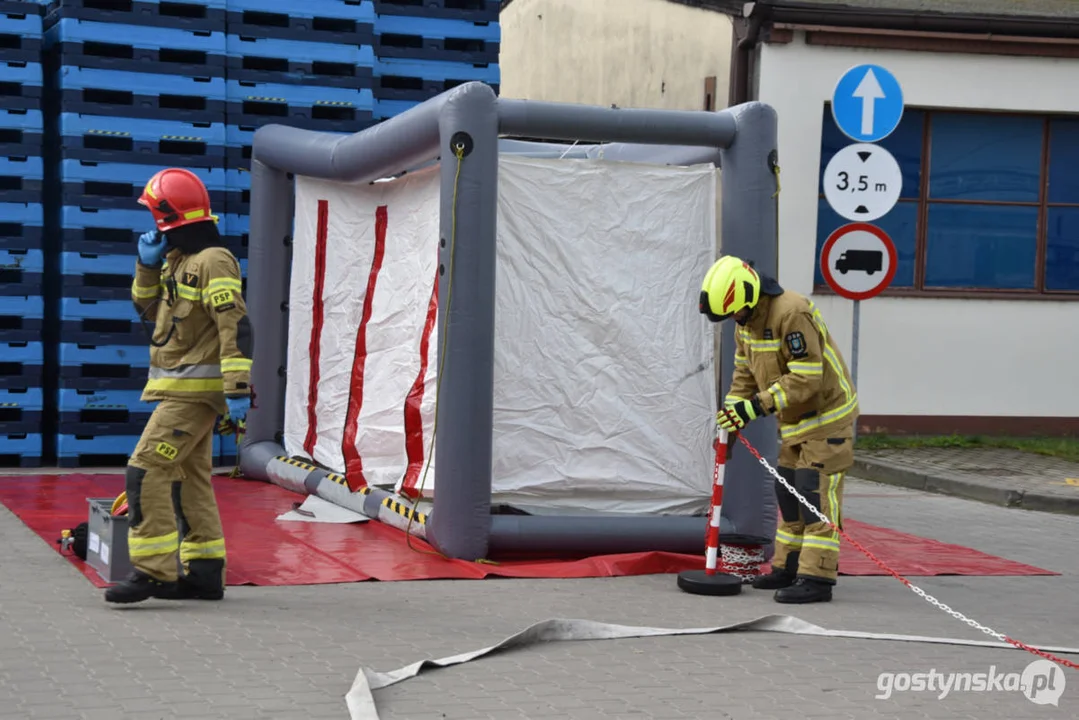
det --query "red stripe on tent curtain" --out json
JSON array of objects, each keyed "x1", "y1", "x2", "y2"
[
  {"x1": 341, "y1": 205, "x2": 389, "y2": 490},
  {"x1": 302, "y1": 199, "x2": 330, "y2": 457},
  {"x1": 399, "y1": 268, "x2": 439, "y2": 500}
]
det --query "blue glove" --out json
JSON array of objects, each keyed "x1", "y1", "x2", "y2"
[
  {"x1": 225, "y1": 395, "x2": 251, "y2": 428},
  {"x1": 137, "y1": 230, "x2": 167, "y2": 266}
]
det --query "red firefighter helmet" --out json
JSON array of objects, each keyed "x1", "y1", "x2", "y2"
[{"x1": 138, "y1": 168, "x2": 218, "y2": 232}]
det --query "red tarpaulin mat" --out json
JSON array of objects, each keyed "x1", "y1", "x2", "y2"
[{"x1": 0, "y1": 474, "x2": 1058, "y2": 588}]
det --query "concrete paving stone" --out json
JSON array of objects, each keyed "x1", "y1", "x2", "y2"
[
  {"x1": 293, "y1": 700, "x2": 353, "y2": 715},
  {"x1": 130, "y1": 669, "x2": 182, "y2": 684},
  {"x1": 18, "y1": 692, "x2": 73, "y2": 708},
  {"x1": 164, "y1": 670, "x2": 232, "y2": 684},
  {"x1": 239, "y1": 686, "x2": 295, "y2": 700},
  {"x1": 76, "y1": 710, "x2": 128, "y2": 720},
  {"x1": 260, "y1": 680, "x2": 330, "y2": 696},
  {"x1": 100, "y1": 684, "x2": 160, "y2": 702},
  {"x1": 84, "y1": 665, "x2": 143, "y2": 681},
  {"x1": 483, "y1": 712, "x2": 563, "y2": 720},
  {"x1": 473, "y1": 678, "x2": 538, "y2": 693},
  {"x1": 4, "y1": 678, "x2": 61, "y2": 695},
  {"x1": 294, "y1": 663, "x2": 344, "y2": 677},
  {"x1": 199, "y1": 706, "x2": 264, "y2": 720},
  {"x1": 173, "y1": 700, "x2": 239, "y2": 716},
  {"x1": 63, "y1": 688, "x2": 119, "y2": 705},
  {"x1": 27, "y1": 705, "x2": 84, "y2": 720},
  {"x1": 117, "y1": 697, "x2": 174, "y2": 713},
  {"x1": 281, "y1": 690, "x2": 346, "y2": 706},
  {"x1": 149, "y1": 689, "x2": 209, "y2": 705},
  {"x1": 253, "y1": 697, "x2": 303, "y2": 712},
  {"x1": 454, "y1": 695, "x2": 519, "y2": 712},
  {"x1": 57, "y1": 694, "x2": 123, "y2": 711},
  {"x1": 205, "y1": 690, "x2": 263, "y2": 706}
]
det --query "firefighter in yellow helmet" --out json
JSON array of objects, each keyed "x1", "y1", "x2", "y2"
[
  {"x1": 104, "y1": 168, "x2": 253, "y2": 604},
  {"x1": 699, "y1": 255, "x2": 858, "y2": 604}
]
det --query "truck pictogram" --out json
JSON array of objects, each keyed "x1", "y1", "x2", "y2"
[{"x1": 835, "y1": 249, "x2": 883, "y2": 275}]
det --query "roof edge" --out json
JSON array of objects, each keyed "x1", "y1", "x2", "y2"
[
  {"x1": 751, "y1": 1, "x2": 1079, "y2": 39},
  {"x1": 500, "y1": 0, "x2": 744, "y2": 13}
]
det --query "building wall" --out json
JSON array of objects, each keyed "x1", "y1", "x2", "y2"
[
  {"x1": 499, "y1": 0, "x2": 733, "y2": 111},
  {"x1": 757, "y1": 35, "x2": 1079, "y2": 426}
]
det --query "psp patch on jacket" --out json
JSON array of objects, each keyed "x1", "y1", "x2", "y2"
[
  {"x1": 785, "y1": 331, "x2": 808, "y2": 358},
  {"x1": 209, "y1": 288, "x2": 236, "y2": 312}
]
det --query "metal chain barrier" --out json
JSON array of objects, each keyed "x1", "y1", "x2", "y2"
[
  {"x1": 734, "y1": 433, "x2": 1079, "y2": 671},
  {"x1": 721, "y1": 544, "x2": 766, "y2": 582}
]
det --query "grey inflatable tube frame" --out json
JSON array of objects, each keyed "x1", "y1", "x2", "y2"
[{"x1": 240, "y1": 81, "x2": 780, "y2": 563}]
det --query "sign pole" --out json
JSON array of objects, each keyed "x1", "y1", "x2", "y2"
[
  {"x1": 819, "y1": 222, "x2": 897, "y2": 449},
  {"x1": 851, "y1": 299, "x2": 860, "y2": 445}
]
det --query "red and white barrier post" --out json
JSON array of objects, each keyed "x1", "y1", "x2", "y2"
[
  {"x1": 677, "y1": 428, "x2": 743, "y2": 596},
  {"x1": 704, "y1": 428, "x2": 729, "y2": 575}
]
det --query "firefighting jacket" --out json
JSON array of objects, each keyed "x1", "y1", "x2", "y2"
[
  {"x1": 726, "y1": 289, "x2": 858, "y2": 445},
  {"x1": 131, "y1": 246, "x2": 253, "y2": 415}
]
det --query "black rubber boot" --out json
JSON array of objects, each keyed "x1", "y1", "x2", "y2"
[
  {"x1": 752, "y1": 551, "x2": 798, "y2": 590},
  {"x1": 774, "y1": 577, "x2": 833, "y2": 604},
  {"x1": 175, "y1": 578, "x2": 225, "y2": 601},
  {"x1": 104, "y1": 570, "x2": 178, "y2": 604},
  {"x1": 170, "y1": 483, "x2": 225, "y2": 601},
  {"x1": 174, "y1": 559, "x2": 225, "y2": 601},
  {"x1": 752, "y1": 567, "x2": 796, "y2": 590}
]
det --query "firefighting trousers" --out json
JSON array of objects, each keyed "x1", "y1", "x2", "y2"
[
  {"x1": 769, "y1": 426, "x2": 854, "y2": 584},
  {"x1": 125, "y1": 399, "x2": 226, "y2": 586}
]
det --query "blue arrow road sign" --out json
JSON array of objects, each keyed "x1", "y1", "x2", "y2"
[{"x1": 832, "y1": 64, "x2": 904, "y2": 143}]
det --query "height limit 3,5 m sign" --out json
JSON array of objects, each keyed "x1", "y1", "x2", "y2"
[{"x1": 823, "y1": 143, "x2": 903, "y2": 222}]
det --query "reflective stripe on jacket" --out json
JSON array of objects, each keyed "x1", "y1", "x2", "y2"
[{"x1": 726, "y1": 290, "x2": 858, "y2": 444}]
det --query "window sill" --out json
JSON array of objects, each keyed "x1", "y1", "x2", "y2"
[{"x1": 811, "y1": 285, "x2": 1079, "y2": 301}]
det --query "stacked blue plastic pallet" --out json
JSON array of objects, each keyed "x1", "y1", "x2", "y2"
[
  {"x1": 44, "y1": 0, "x2": 230, "y2": 467},
  {"x1": 214, "y1": 0, "x2": 380, "y2": 465},
  {"x1": 1, "y1": 1, "x2": 45, "y2": 466},
  {"x1": 372, "y1": 0, "x2": 500, "y2": 119},
  {"x1": 23, "y1": 1, "x2": 500, "y2": 468},
  {"x1": 221, "y1": 0, "x2": 377, "y2": 268}
]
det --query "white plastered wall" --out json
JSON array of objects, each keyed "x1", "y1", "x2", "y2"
[
  {"x1": 499, "y1": 0, "x2": 733, "y2": 112},
  {"x1": 758, "y1": 35, "x2": 1079, "y2": 419}
]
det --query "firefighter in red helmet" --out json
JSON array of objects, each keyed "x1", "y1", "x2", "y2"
[{"x1": 105, "y1": 168, "x2": 253, "y2": 604}]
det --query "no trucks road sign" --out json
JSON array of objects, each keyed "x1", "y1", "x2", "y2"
[{"x1": 820, "y1": 222, "x2": 897, "y2": 301}]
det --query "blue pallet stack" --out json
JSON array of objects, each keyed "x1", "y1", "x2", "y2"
[
  {"x1": 372, "y1": 0, "x2": 500, "y2": 120},
  {"x1": 218, "y1": 0, "x2": 377, "y2": 465},
  {"x1": 9, "y1": 0, "x2": 500, "y2": 469},
  {"x1": 1, "y1": 1, "x2": 45, "y2": 466},
  {"x1": 43, "y1": 0, "x2": 228, "y2": 467},
  {"x1": 221, "y1": 0, "x2": 377, "y2": 295}
]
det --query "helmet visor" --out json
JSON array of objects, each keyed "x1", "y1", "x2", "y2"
[{"x1": 698, "y1": 291, "x2": 731, "y2": 323}]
